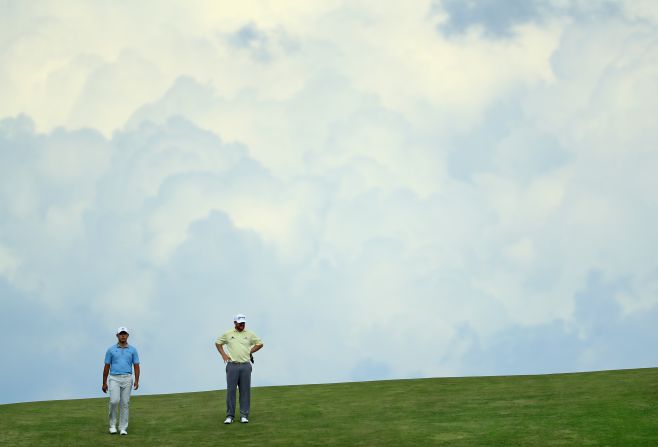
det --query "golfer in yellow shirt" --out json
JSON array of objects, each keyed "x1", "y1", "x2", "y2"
[{"x1": 215, "y1": 314, "x2": 263, "y2": 424}]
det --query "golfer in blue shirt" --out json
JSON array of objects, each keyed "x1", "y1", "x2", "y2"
[{"x1": 102, "y1": 327, "x2": 140, "y2": 435}]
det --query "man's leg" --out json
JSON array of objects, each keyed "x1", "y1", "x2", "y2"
[
  {"x1": 225, "y1": 363, "x2": 239, "y2": 418},
  {"x1": 108, "y1": 376, "x2": 120, "y2": 429},
  {"x1": 238, "y1": 363, "x2": 252, "y2": 418},
  {"x1": 118, "y1": 376, "x2": 132, "y2": 431}
]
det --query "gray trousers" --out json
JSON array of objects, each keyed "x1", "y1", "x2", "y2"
[
  {"x1": 108, "y1": 374, "x2": 132, "y2": 430},
  {"x1": 226, "y1": 362, "x2": 252, "y2": 418}
]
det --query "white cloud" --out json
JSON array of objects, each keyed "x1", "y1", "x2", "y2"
[
  {"x1": 1, "y1": 1, "x2": 658, "y2": 403},
  {"x1": 622, "y1": 0, "x2": 658, "y2": 23},
  {"x1": 0, "y1": 243, "x2": 20, "y2": 282}
]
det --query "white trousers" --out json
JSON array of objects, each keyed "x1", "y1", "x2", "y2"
[{"x1": 108, "y1": 374, "x2": 133, "y2": 430}]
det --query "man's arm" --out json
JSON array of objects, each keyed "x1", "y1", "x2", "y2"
[
  {"x1": 249, "y1": 343, "x2": 263, "y2": 363},
  {"x1": 102, "y1": 364, "x2": 110, "y2": 393},
  {"x1": 133, "y1": 364, "x2": 140, "y2": 390},
  {"x1": 215, "y1": 343, "x2": 232, "y2": 363}
]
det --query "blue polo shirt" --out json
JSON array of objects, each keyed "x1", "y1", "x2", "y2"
[{"x1": 104, "y1": 344, "x2": 140, "y2": 375}]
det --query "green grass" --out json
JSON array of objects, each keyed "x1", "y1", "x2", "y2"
[{"x1": 1, "y1": 368, "x2": 657, "y2": 446}]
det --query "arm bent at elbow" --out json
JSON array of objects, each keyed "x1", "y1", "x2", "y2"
[{"x1": 215, "y1": 343, "x2": 231, "y2": 363}]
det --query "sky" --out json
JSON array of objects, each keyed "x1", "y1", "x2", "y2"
[{"x1": 1, "y1": 0, "x2": 658, "y2": 404}]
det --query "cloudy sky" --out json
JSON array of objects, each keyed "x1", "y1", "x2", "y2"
[{"x1": 2, "y1": 0, "x2": 658, "y2": 404}]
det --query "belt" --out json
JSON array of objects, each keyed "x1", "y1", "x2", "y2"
[{"x1": 229, "y1": 361, "x2": 249, "y2": 364}]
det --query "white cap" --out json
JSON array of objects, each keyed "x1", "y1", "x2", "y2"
[
  {"x1": 116, "y1": 326, "x2": 129, "y2": 334},
  {"x1": 234, "y1": 314, "x2": 247, "y2": 324}
]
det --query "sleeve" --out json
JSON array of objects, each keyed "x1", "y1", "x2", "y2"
[
  {"x1": 251, "y1": 333, "x2": 263, "y2": 346},
  {"x1": 215, "y1": 331, "x2": 228, "y2": 345},
  {"x1": 132, "y1": 348, "x2": 140, "y2": 365},
  {"x1": 104, "y1": 348, "x2": 112, "y2": 365}
]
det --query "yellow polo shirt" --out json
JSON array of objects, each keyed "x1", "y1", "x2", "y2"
[{"x1": 216, "y1": 328, "x2": 263, "y2": 363}]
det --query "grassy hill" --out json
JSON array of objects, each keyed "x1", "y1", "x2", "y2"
[{"x1": 1, "y1": 368, "x2": 656, "y2": 446}]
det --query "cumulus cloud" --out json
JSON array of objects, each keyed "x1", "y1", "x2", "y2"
[
  {"x1": 454, "y1": 271, "x2": 658, "y2": 376},
  {"x1": 1, "y1": 1, "x2": 658, "y2": 403}
]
